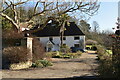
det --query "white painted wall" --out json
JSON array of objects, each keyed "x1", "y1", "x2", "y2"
[
  {"x1": 53, "y1": 37, "x2": 60, "y2": 45},
  {"x1": 39, "y1": 35, "x2": 85, "y2": 51},
  {"x1": 39, "y1": 37, "x2": 49, "y2": 46}
]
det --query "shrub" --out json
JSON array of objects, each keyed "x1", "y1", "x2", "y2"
[
  {"x1": 39, "y1": 60, "x2": 53, "y2": 67},
  {"x1": 3, "y1": 46, "x2": 30, "y2": 64},
  {"x1": 96, "y1": 45, "x2": 107, "y2": 60},
  {"x1": 96, "y1": 45, "x2": 116, "y2": 78},
  {"x1": 97, "y1": 55, "x2": 120, "y2": 78},
  {"x1": 45, "y1": 52, "x2": 58, "y2": 58},
  {"x1": 91, "y1": 46, "x2": 97, "y2": 51},
  {"x1": 32, "y1": 59, "x2": 53, "y2": 68},
  {"x1": 68, "y1": 51, "x2": 82, "y2": 58},
  {"x1": 3, "y1": 30, "x2": 24, "y2": 39},
  {"x1": 46, "y1": 51, "x2": 82, "y2": 59},
  {"x1": 32, "y1": 38, "x2": 45, "y2": 62},
  {"x1": 32, "y1": 61, "x2": 44, "y2": 68},
  {"x1": 97, "y1": 60, "x2": 114, "y2": 78},
  {"x1": 60, "y1": 45, "x2": 71, "y2": 53},
  {"x1": 76, "y1": 51, "x2": 83, "y2": 56}
]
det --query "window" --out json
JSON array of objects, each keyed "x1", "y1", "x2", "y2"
[
  {"x1": 49, "y1": 37, "x2": 53, "y2": 41},
  {"x1": 15, "y1": 43, "x2": 21, "y2": 46},
  {"x1": 63, "y1": 37, "x2": 66, "y2": 40},
  {"x1": 74, "y1": 36, "x2": 80, "y2": 40},
  {"x1": 74, "y1": 44, "x2": 80, "y2": 47}
]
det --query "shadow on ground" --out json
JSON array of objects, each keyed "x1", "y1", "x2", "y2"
[{"x1": 2, "y1": 76, "x2": 117, "y2": 80}]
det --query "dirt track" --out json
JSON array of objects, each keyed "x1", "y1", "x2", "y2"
[{"x1": 2, "y1": 52, "x2": 98, "y2": 79}]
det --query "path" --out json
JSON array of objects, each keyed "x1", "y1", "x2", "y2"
[{"x1": 2, "y1": 52, "x2": 98, "y2": 79}]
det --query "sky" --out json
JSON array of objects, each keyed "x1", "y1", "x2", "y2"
[{"x1": 88, "y1": 1, "x2": 119, "y2": 32}]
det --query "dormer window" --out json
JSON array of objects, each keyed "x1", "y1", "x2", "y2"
[{"x1": 74, "y1": 36, "x2": 79, "y2": 40}]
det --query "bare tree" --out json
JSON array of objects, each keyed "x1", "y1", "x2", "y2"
[
  {"x1": 1, "y1": 0, "x2": 100, "y2": 33},
  {"x1": 59, "y1": 14, "x2": 70, "y2": 46}
]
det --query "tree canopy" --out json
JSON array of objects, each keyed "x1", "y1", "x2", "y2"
[{"x1": 1, "y1": 0, "x2": 100, "y2": 34}]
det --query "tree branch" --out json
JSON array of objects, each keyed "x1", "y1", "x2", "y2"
[
  {"x1": 24, "y1": 17, "x2": 55, "y2": 34},
  {"x1": 0, "y1": 13, "x2": 19, "y2": 30},
  {"x1": 34, "y1": 1, "x2": 40, "y2": 14},
  {"x1": 14, "y1": 0, "x2": 30, "y2": 6}
]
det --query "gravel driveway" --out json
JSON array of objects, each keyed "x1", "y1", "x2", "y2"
[{"x1": 2, "y1": 52, "x2": 98, "y2": 79}]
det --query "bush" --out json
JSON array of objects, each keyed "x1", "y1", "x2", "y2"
[
  {"x1": 32, "y1": 59, "x2": 53, "y2": 68},
  {"x1": 96, "y1": 45, "x2": 116, "y2": 78},
  {"x1": 97, "y1": 56, "x2": 120, "y2": 78},
  {"x1": 32, "y1": 61, "x2": 44, "y2": 68},
  {"x1": 3, "y1": 30, "x2": 24, "y2": 39},
  {"x1": 96, "y1": 45, "x2": 111, "y2": 60},
  {"x1": 3, "y1": 46, "x2": 30, "y2": 64},
  {"x1": 32, "y1": 38, "x2": 45, "y2": 62},
  {"x1": 46, "y1": 51, "x2": 82, "y2": 59},
  {"x1": 45, "y1": 52, "x2": 58, "y2": 58},
  {"x1": 39, "y1": 60, "x2": 53, "y2": 67},
  {"x1": 91, "y1": 46, "x2": 97, "y2": 51},
  {"x1": 60, "y1": 45, "x2": 71, "y2": 53},
  {"x1": 69, "y1": 51, "x2": 82, "y2": 58},
  {"x1": 97, "y1": 60, "x2": 114, "y2": 78},
  {"x1": 76, "y1": 51, "x2": 83, "y2": 56}
]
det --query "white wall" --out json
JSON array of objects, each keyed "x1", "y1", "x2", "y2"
[
  {"x1": 53, "y1": 37, "x2": 60, "y2": 45},
  {"x1": 39, "y1": 35, "x2": 85, "y2": 51},
  {"x1": 39, "y1": 37, "x2": 49, "y2": 47},
  {"x1": 39, "y1": 37, "x2": 60, "y2": 51}
]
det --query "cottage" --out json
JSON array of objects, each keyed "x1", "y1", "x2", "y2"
[{"x1": 32, "y1": 22, "x2": 85, "y2": 52}]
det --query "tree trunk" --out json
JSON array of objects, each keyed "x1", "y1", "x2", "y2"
[
  {"x1": 60, "y1": 20, "x2": 66, "y2": 47},
  {"x1": 0, "y1": 13, "x2": 19, "y2": 31},
  {"x1": 60, "y1": 32, "x2": 64, "y2": 47}
]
